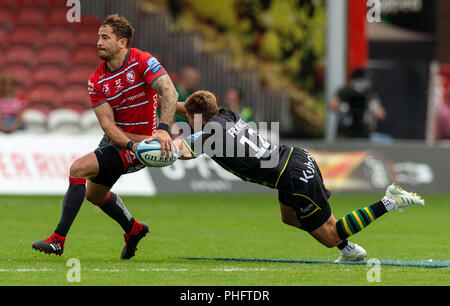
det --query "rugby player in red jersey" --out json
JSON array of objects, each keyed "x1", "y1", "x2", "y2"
[{"x1": 32, "y1": 14, "x2": 179, "y2": 259}]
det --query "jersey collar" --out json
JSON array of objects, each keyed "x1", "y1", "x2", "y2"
[{"x1": 105, "y1": 48, "x2": 130, "y2": 74}]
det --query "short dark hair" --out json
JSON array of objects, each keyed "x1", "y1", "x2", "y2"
[
  {"x1": 102, "y1": 14, "x2": 135, "y2": 47},
  {"x1": 185, "y1": 90, "x2": 219, "y2": 121},
  {"x1": 351, "y1": 67, "x2": 367, "y2": 80}
]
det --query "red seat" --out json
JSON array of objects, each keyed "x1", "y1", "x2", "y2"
[
  {"x1": 66, "y1": 66, "x2": 94, "y2": 86},
  {"x1": 19, "y1": 0, "x2": 53, "y2": 9},
  {"x1": 46, "y1": 0, "x2": 68, "y2": 9},
  {"x1": 0, "y1": 0, "x2": 19, "y2": 10},
  {"x1": 43, "y1": 28, "x2": 75, "y2": 49},
  {"x1": 0, "y1": 28, "x2": 10, "y2": 48},
  {"x1": 38, "y1": 46, "x2": 70, "y2": 68},
  {"x1": 6, "y1": 46, "x2": 36, "y2": 67},
  {"x1": 29, "y1": 85, "x2": 59, "y2": 109},
  {"x1": 16, "y1": 9, "x2": 47, "y2": 28},
  {"x1": 71, "y1": 47, "x2": 101, "y2": 66},
  {"x1": 6, "y1": 65, "x2": 33, "y2": 90},
  {"x1": 9, "y1": 27, "x2": 44, "y2": 49},
  {"x1": 61, "y1": 85, "x2": 91, "y2": 111},
  {"x1": 78, "y1": 15, "x2": 101, "y2": 30},
  {"x1": 26, "y1": 103, "x2": 53, "y2": 116},
  {"x1": 48, "y1": 8, "x2": 71, "y2": 27},
  {"x1": 75, "y1": 29, "x2": 99, "y2": 47},
  {"x1": 33, "y1": 65, "x2": 67, "y2": 89},
  {"x1": 0, "y1": 9, "x2": 16, "y2": 30}
]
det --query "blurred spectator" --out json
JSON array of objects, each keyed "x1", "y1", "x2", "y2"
[
  {"x1": 173, "y1": 66, "x2": 201, "y2": 123},
  {"x1": 224, "y1": 87, "x2": 253, "y2": 123},
  {"x1": 158, "y1": 66, "x2": 200, "y2": 125},
  {"x1": 0, "y1": 72, "x2": 27, "y2": 134},
  {"x1": 435, "y1": 89, "x2": 450, "y2": 140},
  {"x1": 329, "y1": 68, "x2": 386, "y2": 139},
  {"x1": 175, "y1": 66, "x2": 201, "y2": 102}
]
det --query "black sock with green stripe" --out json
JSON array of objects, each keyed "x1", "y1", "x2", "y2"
[{"x1": 335, "y1": 200, "x2": 391, "y2": 240}]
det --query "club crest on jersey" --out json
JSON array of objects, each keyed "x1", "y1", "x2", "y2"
[{"x1": 126, "y1": 70, "x2": 136, "y2": 84}]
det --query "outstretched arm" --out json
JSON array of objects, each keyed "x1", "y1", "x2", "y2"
[{"x1": 172, "y1": 138, "x2": 194, "y2": 160}]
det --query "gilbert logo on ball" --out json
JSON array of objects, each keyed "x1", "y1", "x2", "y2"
[{"x1": 136, "y1": 140, "x2": 179, "y2": 168}]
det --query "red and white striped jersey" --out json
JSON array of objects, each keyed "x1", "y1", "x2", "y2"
[{"x1": 88, "y1": 48, "x2": 167, "y2": 135}]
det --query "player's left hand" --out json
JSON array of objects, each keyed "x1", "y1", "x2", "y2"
[{"x1": 146, "y1": 129, "x2": 172, "y2": 157}]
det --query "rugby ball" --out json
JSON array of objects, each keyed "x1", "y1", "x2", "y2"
[{"x1": 136, "y1": 140, "x2": 179, "y2": 168}]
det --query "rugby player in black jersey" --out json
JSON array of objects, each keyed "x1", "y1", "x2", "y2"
[{"x1": 168, "y1": 90, "x2": 424, "y2": 262}]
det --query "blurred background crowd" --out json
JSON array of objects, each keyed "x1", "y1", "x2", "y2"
[{"x1": 1, "y1": 0, "x2": 449, "y2": 145}]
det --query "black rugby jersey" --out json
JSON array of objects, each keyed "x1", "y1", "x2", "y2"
[{"x1": 182, "y1": 108, "x2": 293, "y2": 189}]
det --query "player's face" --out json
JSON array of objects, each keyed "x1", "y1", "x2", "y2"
[{"x1": 97, "y1": 25, "x2": 124, "y2": 61}]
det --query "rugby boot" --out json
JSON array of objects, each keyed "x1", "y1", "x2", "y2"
[
  {"x1": 121, "y1": 221, "x2": 149, "y2": 260},
  {"x1": 32, "y1": 232, "x2": 65, "y2": 256}
]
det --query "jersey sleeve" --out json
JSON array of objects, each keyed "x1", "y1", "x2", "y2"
[
  {"x1": 182, "y1": 130, "x2": 208, "y2": 158},
  {"x1": 137, "y1": 51, "x2": 167, "y2": 86},
  {"x1": 181, "y1": 120, "x2": 227, "y2": 158},
  {"x1": 88, "y1": 78, "x2": 107, "y2": 108}
]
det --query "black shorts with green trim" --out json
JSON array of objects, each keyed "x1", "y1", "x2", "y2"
[{"x1": 277, "y1": 147, "x2": 332, "y2": 233}]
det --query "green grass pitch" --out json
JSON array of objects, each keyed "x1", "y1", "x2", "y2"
[{"x1": 0, "y1": 193, "x2": 448, "y2": 286}]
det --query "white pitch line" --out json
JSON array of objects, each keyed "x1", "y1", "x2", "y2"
[
  {"x1": 0, "y1": 268, "x2": 53, "y2": 272},
  {"x1": 0, "y1": 267, "x2": 286, "y2": 273}
]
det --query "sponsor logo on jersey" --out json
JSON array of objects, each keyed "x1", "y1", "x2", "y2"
[
  {"x1": 147, "y1": 57, "x2": 163, "y2": 74},
  {"x1": 115, "y1": 79, "x2": 124, "y2": 93},
  {"x1": 102, "y1": 83, "x2": 110, "y2": 94}
]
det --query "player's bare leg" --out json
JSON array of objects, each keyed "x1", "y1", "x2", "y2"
[
  {"x1": 279, "y1": 202, "x2": 301, "y2": 228},
  {"x1": 309, "y1": 215, "x2": 342, "y2": 248},
  {"x1": 310, "y1": 215, "x2": 367, "y2": 262},
  {"x1": 279, "y1": 203, "x2": 365, "y2": 261}
]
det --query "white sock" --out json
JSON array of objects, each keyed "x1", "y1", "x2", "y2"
[
  {"x1": 382, "y1": 197, "x2": 397, "y2": 211},
  {"x1": 341, "y1": 241, "x2": 355, "y2": 256}
]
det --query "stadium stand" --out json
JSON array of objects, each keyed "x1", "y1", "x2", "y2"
[
  {"x1": 65, "y1": 66, "x2": 94, "y2": 87},
  {"x1": 43, "y1": 28, "x2": 75, "y2": 49},
  {"x1": 7, "y1": 65, "x2": 32, "y2": 90},
  {"x1": 9, "y1": 27, "x2": 44, "y2": 49},
  {"x1": 0, "y1": 9, "x2": 15, "y2": 30},
  {"x1": 80, "y1": 109, "x2": 103, "y2": 134},
  {"x1": 1, "y1": 2, "x2": 102, "y2": 133},
  {"x1": 28, "y1": 85, "x2": 59, "y2": 114},
  {"x1": 47, "y1": 108, "x2": 81, "y2": 134},
  {"x1": 33, "y1": 66, "x2": 67, "y2": 89},
  {"x1": 4, "y1": 0, "x2": 289, "y2": 134},
  {"x1": 6, "y1": 46, "x2": 36, "y2": 67},
  {"x1": 16, "y1": 9, "x2": 47, "y2": 28},
  {"x1": 61, "y1": 85, "x2": 91, "y2": 113},
  {"x1": 21, "y1": 108, "x2": 47, "y2": 133}
]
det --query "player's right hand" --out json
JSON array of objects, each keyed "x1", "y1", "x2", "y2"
[{"x1": 146, "y1": 129, "x2": 172, "y2": 157}]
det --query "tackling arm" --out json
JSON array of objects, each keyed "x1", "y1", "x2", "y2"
[{"x1": 172, "y1": 138, "x2": 194, "y2": 160}]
